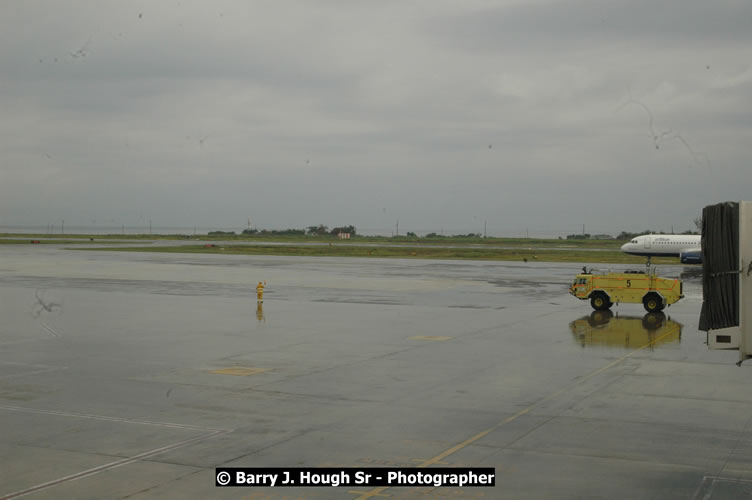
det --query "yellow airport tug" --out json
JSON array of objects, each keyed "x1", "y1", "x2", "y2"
[{"x1": 570, "y1": 267, "x2": 683, "y2": 313}]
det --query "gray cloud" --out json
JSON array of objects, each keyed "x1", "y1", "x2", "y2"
[
  {"x1": 1, "y1": 0, "x2": 750, "y2": 235},
  {"x1": 428, "y1": 0, "x2": 752, "y2": 52}
]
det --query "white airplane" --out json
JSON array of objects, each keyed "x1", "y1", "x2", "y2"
[{"x1": 620, "y1": 234, "x2": 702, "y2": 264}]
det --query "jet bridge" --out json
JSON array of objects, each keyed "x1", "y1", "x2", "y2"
[{"x1": 700, "y1": 201, "x2": 752, "y2": 364}]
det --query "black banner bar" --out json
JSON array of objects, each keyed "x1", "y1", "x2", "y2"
[{"x1": 215, "y1": 467, "x2": 495, "y2": 488}]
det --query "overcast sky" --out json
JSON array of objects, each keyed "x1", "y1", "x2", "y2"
[{"x1": 1, "y1": 0, "x2": 750, "y2": 236}]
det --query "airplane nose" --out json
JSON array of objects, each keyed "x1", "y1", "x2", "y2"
[{"x1": 620, "y1": 243, "x2": 628, "y2": 252}]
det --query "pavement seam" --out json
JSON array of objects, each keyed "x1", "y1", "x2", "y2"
[
  {"x1": 0, "y1": 430, "x2": 228, "y2": 500},
  {"x1": 0, "y1": 405, "x2": 228, "y2": 432}
]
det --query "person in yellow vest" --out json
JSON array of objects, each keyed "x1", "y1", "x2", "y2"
[{"x1": 256, "y1": 281, "x2": 265, "y2": 302}]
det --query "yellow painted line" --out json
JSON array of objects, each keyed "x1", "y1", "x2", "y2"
[
  {"x1": 348, "y1": 490, "x2": 390, "y2": 498},
  {"x1": 358, "y1": 457, "x2": 414, "y2": 467},
  {"x1": 411, "y1": 458, "x2": 449, "y2": 465},
  {"x1": 209, "y1": 367, "x2": 268, "y2": 376},
  {"x1": 408, "y1": 336, "x2": 452, "y2": 341},
  {"x1": 352, "y1": 328, "x2": 677, "y2": 500}
]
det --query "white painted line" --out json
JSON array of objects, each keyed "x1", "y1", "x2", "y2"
[
  {"x1": 0, "y1": 361, "x2": 58, "y2": 367},
  {"x1": 0, "y1": 367, "x2": 68, "y2": 381},
  {"x1": 0, "y1": 429, "x2": 227, "y2": 500},
  {"x1": 0, "y1": 405, "x2": 228, "y2": 432},
  {"x1": 39, "y1": 323, "x2": 59, "y2": 338},
  {"x1": 693, "y1": 475, "x2": 752, "y2": 500},
  {"x1": 0, "y1": 338, "x2": 44, "y2": 347}
]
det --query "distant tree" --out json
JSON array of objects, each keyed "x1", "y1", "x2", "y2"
[
  {"x1": 566, "y1": 234, "x2": 591, "y2": 240},
  {"x1": 242, "y1": 228, "x2": 258, "y2": 235},
  {"x1": 259, "y1": 228, "x2": 305, "y2": 235},
  {"x1": 694, "y1": 216, "x2": 703, "y2": 233},
  {"x1": 307, "y1": 225, "x2": 329, "y2": 235},
  {"x1": 208, "y1": 230, "x2": 236, "y2": 236},
  {"x1": 330, "y1": 225, "x2": 357, "y2": 236},
  {"x1": 406, "y1": 231, "x2": 417, "y2": 237},
  {"x1": 617, "y1": 229, "x2": 673, "y2": 240}
]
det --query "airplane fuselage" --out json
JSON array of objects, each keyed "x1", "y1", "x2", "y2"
[{"x1": 620, "y1": 234, "x2": 702, "y2": 263}]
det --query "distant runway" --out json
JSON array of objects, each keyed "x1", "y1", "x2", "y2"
[{"x1": 0, "y1": 245, "x2": 749, "y2": 499}]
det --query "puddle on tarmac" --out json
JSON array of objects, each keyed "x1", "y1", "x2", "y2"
[{"x1": 569, "y1": 310, "x2": 682, "y2": 349}]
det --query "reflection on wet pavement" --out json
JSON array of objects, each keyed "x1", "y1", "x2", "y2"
[
  {"x1": 570, "y1": 310, "x2": 682, "y2": 349},
  {"x1": 680, "y1": 267, "x2": 703, "y2": 281},
  {"x1": 3, "y1": 243, "x2": 743, "y2": 500}
]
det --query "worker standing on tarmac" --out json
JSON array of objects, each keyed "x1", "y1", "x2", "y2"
[{"x1": 256, "y1": 281, "x2": 265, "y2": 303}]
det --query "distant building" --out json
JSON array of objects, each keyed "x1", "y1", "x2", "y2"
[{"x1": 337, "y1": 232, "x2": 351, "y2": 239}]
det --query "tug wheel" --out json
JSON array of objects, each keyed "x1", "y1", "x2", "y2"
[
  {"x1": 590, "y1": 293, "x2": 612, "y2": 311},
  {"x1": 643, "y1": 294, "x2": 663, "y2": 313}
]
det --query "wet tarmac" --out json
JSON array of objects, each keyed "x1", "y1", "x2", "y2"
[{"x1": 1, "y1": 245, "x2": 751, "y2": 499}]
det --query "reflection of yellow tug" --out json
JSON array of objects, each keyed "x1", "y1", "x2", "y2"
[{"x1": 569, "y1": 310, "x2": 682, "y2": 349}]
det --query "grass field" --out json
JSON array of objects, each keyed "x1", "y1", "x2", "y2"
[
  {"x1": 73, "y1": 243, "x2": 676, "y2": 265},
  {"x1": 0, "y1": 238, "x2": 128, "y2": 245},
  {"x1": 0, "y1": 232, "x2": 624, "y2": 247},
  {"x1": 2, "y1": 232, "x2": 680, "y2": 264}
]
